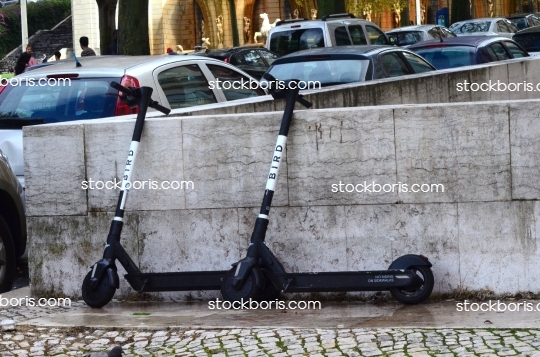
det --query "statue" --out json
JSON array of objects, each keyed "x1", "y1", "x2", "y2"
[
  {"x1": 420, "y1": 4, "x2": 426, "y2": 25},
  {"x1": 311, "y1": 9, "x2": 317, "y2": 20},
  {"x1": 363, "y1": 5, "x2": 372, "y2": 22},
  {"x1": 216, "y1": 15, "x2": 224, "y2": 48},
  {"x1": 177, "y1": 45, "x2": 183, "y2": 53},
  {"x1": 393, "y1": 2, "x2": 402, "y2": 27},
  {"x1": 488, "y1": 0, "x2": 494, "y2": 17},
  {"x1": 201, "y1": 20, "x2": 205, "y2": 40},
  {"x1": 293, "y1": 9, "x2": 299, "y2": 19},
  {"x1": 254, "y1": 13, "x2": 281, "y2": 43},
  {"x1": 201, "y1": 37, "x2": 211, "y2": 50},
  {"x1": 244, "y1": 17, "x2": 251, "y2": 44}
]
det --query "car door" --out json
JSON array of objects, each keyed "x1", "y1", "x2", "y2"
[
  {"x1": 203, "y1": 63, "x2": 266, "y2": 102},
  {"x1": 502, "y1": 40, "x2": 529, "y2": 59},
  {"x1": 496, "y1": 20, "x2": 514, "y2": 38},
  {"x1": 377, "y1": 51, "x2": 412, "y2": 78},
  {"x1": 401, "y1": 51, "x2": 436, "y2": 74},
  {"x1": 365, "y1": 25, "x2": 390, "y2": 45},
  {"x1": 152, "y1": 62, "x2": 221, "y2": 109},
  {"x1": 485, "y1": 41, "x2": 511, "y2": 61}
]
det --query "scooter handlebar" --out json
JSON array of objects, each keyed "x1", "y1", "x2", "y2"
[
  {"x1": 150, "y1": 101, "x2": 171, "y2": 115},
  {"x1": 110, "y1": 81, "x2": 135, "y2": 97}
]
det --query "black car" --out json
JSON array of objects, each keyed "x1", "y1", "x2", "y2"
[
  {"x1": 408, "y1": 36, "x2": 528, "y2": 70},
  {"x1": 262, "y1": 45, "x2": 436, "y2": 88},
  {"x1": 513, "y1": 26, "x2": 540, "y2": 55},
  {"x1": 195, "y1": 45, "x2": 279, "y2": 80},
  {"x1": 505, "y1": 14, "x2": 540, "y2": 30}
]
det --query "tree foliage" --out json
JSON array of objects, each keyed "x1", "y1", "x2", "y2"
[
  {"x1": 346, "y1": 0, "x2": 409, "y2": 15},
  {"x1": 95, "y1": 0, "x2": 117, "y2": 55}
]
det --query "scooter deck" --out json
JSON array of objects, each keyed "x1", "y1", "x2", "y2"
[
  {"x1": 268, "y1": 270, "x2": 422, "y2": 293},
  {"x1": 125, "y1": 271, "x2": 228, "y2": 292}
]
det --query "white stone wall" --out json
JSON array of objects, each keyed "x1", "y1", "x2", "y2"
[{"x1": 71, "y1": 0, "x2": 100, "y2": 55}]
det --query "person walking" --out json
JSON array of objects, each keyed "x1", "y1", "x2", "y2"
[
  {"x1": 80, "y1": 36, "x2": 96, "y2": 56},
  {"x1": 14, "y1": 44, "x2": 33, "y2": 75}
]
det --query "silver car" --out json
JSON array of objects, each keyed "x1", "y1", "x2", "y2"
[
  {"x1": 0, "y1": 55, "x2": 267, "y2": 184},
  {"x1": 386, "y1": 25, "x2": 456, "y2": 47},
  {"x1": 449, "y1": 18, "x2": 519, "y2": 38}
]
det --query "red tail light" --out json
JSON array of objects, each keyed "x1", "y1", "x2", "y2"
[
  {"x1": 224, "y1": 58, "x2": 229, "y2": 63},
  {"x1": 114, "y1": 75, "x2": 140, "y2": 116}
]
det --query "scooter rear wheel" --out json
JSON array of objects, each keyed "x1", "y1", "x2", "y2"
[
  {"x1": 221, "y1": 268, "x2": 262, "y2": 302},
  {"x1": 82, "y1": 270, "x2": 116, "y2": 308},
  {"x1": 390, "y1": 265, "x2": 434, "y2": 305}
]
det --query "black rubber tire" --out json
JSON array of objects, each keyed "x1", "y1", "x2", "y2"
[
  {"x1": 81, "y1": 270, "x2": 116, "y2": 308},
  {"x1": 258, "y1": 270, "x2": 281, "y2": 302},
  {"x1": 390, "y1": 266, "x2": 434, "y2": 305},
  {"x1": 221, "y1": 267, "x2": 262, "y2": 302},
  {"x1": 0, "y1": 216, "x2": 16, "y2": 293}
]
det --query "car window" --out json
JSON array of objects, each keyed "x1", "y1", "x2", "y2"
[
  {"x1": 231, "y1": 53, "x2": 246, "y2": 66},
  {"x1": 366, "y1": 25, "x2": 389, "y2": 45},
  {"x1": 488, "y1": 42, "x2": 511, "y2": 60},
  {"x1": 348, "y1": 25, "x2": 367, "y2": 45},
  {"x1": 0, "y1": 78, "x2": 118, "y2": 126},
  {"x1": 427, "y1": 28, "x2": 442, "y2": 39},
  {"x1": 513, "y1": 32, "x2": 540, "y2": 52},
  {"x1": 451, "y1": 21, "x2": 491, "y2": 34},
  {"x1": 506, "y1": 21, "x2": 519, "y2": 33},
  {"x1": 379, "y1": 52, "x2": 411, "y2": 77},
  {"x1": 441, "y1": 27, "x2": 456, "y2": 37},
  {"x1": 497, "y1": 20, "x2": 510, "y2": 33},
  {"x1": 402, "y1": 52, "x2": 434, "y2": 73},
  {"x1": 258, "y1": 50, "x2": 278, "y2": 65},
  {"x1": 157, "y1": 64, "x2": 217, "y2": 109},
  {"x1": 244, "y1": 50, "x2": 266, "y2": 68},
  {"x1": 269, "y1": 28, "x2": 325, "y2": 56},
  {"x1": 335, "y1": 26, "x2": 352, "y2": 46},
  {"x1": 508, "y1": 18, "x2": 528, "y2": 30},
  {"x1": 389, "y1": 31, "x2": 424, "y2": 46},
  {"x1": 504, "y1": 41, "x2": 528, "y2": 58},
  {"x1": 267, "y1": 59, "x2": 370, "y2": 86},
  {"x1": 413, "y1": 46, "x2": 476, "y2": 69},
  {"x1": 483, "y1": 46, "x2": 499, "y2": 62},
  {"x1": 206, "y1": 64, "x2": 265, "y2": 100}
]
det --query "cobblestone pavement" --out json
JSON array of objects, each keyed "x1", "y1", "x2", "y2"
[
  {"x1": 3, "y1": 299, "x2": 540, "y2": 356},
  {"x1": 1, "y1": 326, "x2": 540, "y2": 357}
]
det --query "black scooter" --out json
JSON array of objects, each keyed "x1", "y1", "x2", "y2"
[{"x1": 82, "y1": 79, "x2": 434, "y2": 308}]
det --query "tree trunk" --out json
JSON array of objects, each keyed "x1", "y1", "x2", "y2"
[
  {"x1": 228, "y1": 0, "x2": 239, "y2": 47},
  {"x1": 118, "y1": 0, "x2": 150, "y2": 55},
  {"x1": 96, "y1": 0, "x2": 117, "y2": 55}
]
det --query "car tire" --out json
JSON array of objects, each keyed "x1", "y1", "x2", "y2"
[{"x1": 0, "y1": 216, "x2": 16, "y2": 293}]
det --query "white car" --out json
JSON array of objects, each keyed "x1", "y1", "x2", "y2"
[
  {"x1": 0, "y1": 55, "x2": 267, "y2": 185},
  {"x1": 449, "y1": 18, "x2": 519, "y2": 38}
]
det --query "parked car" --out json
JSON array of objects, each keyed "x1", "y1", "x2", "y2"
[
  {"x1": 0, "y1": 55, "x2": 267, "y2": 184},
  {"x1": 194, "y1": 45, "x2": 280, "y2": 80},
  {"x1": 0, "y1": 149, "x2": 26, "y2": 293},
  {"x1": 0, "y1": 0, "x2": 18, "y2": 7},
  {"x1": 449, "y1": 18, "x2": 519, "y2": 38},
  {"x1": 513, "y1": 26, "x2": 540, "y2": 55},
  {"x1": 386, "y1": 25, "x2": 456, "y2": 47},
  {"x1": 408, "y1": 36, "x2": 528, "y2": 70},
  {"x1": 266, "y1": 13, "x2": 390, "y2": 56},
  {"x1": 262, "y1": 45, "x2": 436, "y2": 88},
  {"x1": 505, "y1": 13, "x2": 540, "y2": 30}
]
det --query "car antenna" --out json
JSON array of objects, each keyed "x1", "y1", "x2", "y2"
[{"x1": 72, "y1": 51, "x2": 82, "y2": 67}]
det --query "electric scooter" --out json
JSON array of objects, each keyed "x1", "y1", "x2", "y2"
[
  {"x1": 82, "y1": 79, "x2": 434, "y2": 308},
  {"x1": 220, "y1": 75, "x2": 434, "y2": 305}
]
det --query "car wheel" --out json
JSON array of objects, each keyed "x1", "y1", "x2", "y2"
[{"x1": 0, "y1": 216, "x2": 16, "y2": 293}]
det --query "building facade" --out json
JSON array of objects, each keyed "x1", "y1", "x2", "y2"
[{"x1": 71, "y1": 0, "x2": 537, "y2": 56}]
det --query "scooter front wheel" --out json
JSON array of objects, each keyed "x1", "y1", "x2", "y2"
[
  {"x1": 221, "y1": 268, "x2": 262, "y2": 302},
  {"x1": 82, "y1": 270, "x2": 116, "y2": 308},
  {"x1": 390, "y1": 265, "x2": 434, "y2": 305}
]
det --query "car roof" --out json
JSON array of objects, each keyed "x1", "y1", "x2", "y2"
[
  {"x1": 408, "y1": 35, "x2": 510, "y2": 48},
  {"x1": 274, "y1": 45, "x2": 404, "y2": 61},
  {"x1": 386, "y1": 25, "x2": 439, "y2": 33},
  {"x1": 514, "y1": 25, "x2": 540, "y2": 35},
  {"x1": 15, "y1": 55, "x2": 224, "y2": 78},
  {"x1": 196, "y1": 45, "x2": 269, "y2": 57}
]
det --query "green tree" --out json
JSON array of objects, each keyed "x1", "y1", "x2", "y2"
[
  {"x1": 95, "y1": 0, "x2": 117, "y2": 55},
  {"x1": 118, "y1": 0, "x2": 149, "y2": 55},
  {"x1": 317, "y1": 0, "x2": 346, "y2": 18}
]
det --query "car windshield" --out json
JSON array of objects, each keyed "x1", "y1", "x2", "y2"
[
  {"x1": 269, "y1": 28, "x2": 325, "y2": 56},
  {"x1": 508, "y1": 18, "x2": 528, "y2": 30},
  {"x1": 513, "y1": 32, "x2": 540, "y2": 52},
  {"x1": 413, "y1": 46, "x2": 476, "y2": 69},
  {"x1": 265, "y1": 59, "x2": 370, "y2": 87},
  {"x1": 450, "y1": 21, "x2": 491, "y2": 34},
  {"x1": 0, "y1": 77, "x2": 119, "y2": 129},
  {"x1": 388, "y1": 31, "x2": 424, "y2": 46}
]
